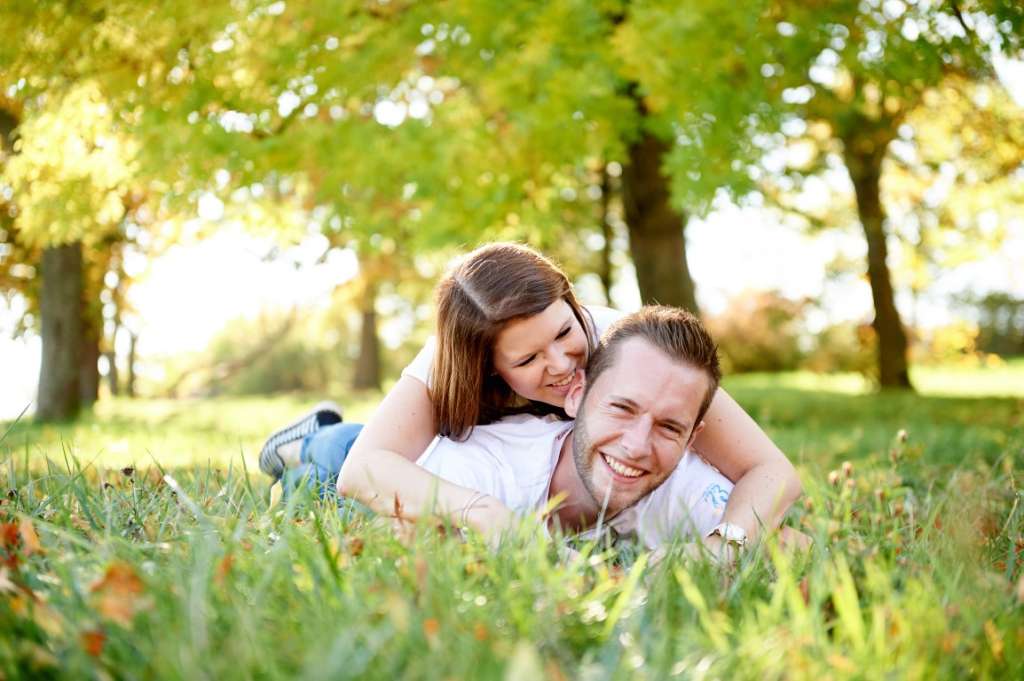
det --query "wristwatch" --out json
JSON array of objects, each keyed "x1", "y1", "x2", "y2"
[{"x1": 706, "y1": 522, "x2": 748, "y2": 548}]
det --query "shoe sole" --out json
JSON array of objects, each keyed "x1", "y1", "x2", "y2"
[{"x1": 258, "y1": 401, "x2": 344, "y2": 479}]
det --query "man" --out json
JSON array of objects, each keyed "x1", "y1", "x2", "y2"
[{"x1": 339, "y1": 306, "x2": 761, "y2": 553}]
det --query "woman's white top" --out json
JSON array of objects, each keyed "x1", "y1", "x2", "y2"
[{"x1": 401, "y1": 305, "x2": 624, "y2": 388}]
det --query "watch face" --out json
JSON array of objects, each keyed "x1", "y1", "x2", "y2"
[{"x1": 714, "y1": 523, "x2": 746, "y2": 544}]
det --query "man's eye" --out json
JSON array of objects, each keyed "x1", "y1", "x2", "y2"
[{"x1": 660, "y1": 424, "x2": 682, "y2": 436}]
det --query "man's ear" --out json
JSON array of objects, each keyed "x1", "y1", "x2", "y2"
[
  {"x1": 564, "y1": 370, "x2": 586, "y2": 418},
  {"x1": 685, "y1": 420, "x2": 706, "y2": 450}
]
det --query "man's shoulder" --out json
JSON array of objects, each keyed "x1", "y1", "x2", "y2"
[{"x1": 610, "y1": 451, "x2": 734, "y2": 548}]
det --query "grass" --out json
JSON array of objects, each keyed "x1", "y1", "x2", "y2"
[{"x1": 1, "y1": 367, "x2": 1022, "y2": 679}]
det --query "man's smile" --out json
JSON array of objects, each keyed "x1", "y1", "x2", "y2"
[{"x1": 599, "y1": 451, "x2": 646, "y2": 479}]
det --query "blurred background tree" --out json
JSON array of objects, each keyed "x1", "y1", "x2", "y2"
[
  {"x1": 615, "y1": 0, "x2": 1023, "y2": 389},
  {"x1": 2, "y1": 0, "x2": 1022, "y2": 420}
]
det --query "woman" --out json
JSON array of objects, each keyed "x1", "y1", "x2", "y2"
[{"x1": 262, "y1": 243, "x2": 802, "y2": 547}]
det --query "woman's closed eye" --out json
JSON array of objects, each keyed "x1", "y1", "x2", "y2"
[{"x1": 515, "y1": 354, "x2": 537, "y2": 368}]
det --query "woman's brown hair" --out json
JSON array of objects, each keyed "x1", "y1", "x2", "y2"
[{"x1": 431, "y1": 243, "x2": 594, "y2": 440}]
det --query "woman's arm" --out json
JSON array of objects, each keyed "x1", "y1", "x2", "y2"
[
  {"x1": 336, "y1": 375, "x2": 515, "y2": 534},
  {"x1": 691, "y1": 388, "x2": 803, "y2": 545}
]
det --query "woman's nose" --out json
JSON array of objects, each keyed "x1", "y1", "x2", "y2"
[{"x1": 547, "y1": 347, "x2": 573, "y2": 375}]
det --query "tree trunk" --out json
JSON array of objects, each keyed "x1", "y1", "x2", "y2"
[
  {"x1": 352, "y1": 282, "x2": 381, "y2": 390},
  {"x1": 598, "y1": 165, "x2": 614, "y2": 306},
  {"x1": 37, "y1": 242, "x2": 84, "y2": 421},
  {"x1": 126, "y1": 332, "x2": 138, "y2": 398},
  {"x1": 105, "y1": 350, "x2": 120, "y2": 396},
  {"x1": 842, "y1": 135, "x2": 913, "y2": 390},
  {"x1": 621, "y1": 131, "x2": 700, "y2": 315},
  {"x1": 79, "y1": 303, "x2": 101, "y2": 406}
]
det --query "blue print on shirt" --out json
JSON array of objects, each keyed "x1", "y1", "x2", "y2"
[{"x1": 701, "y1": 484, "x2": 730, "y2": 509}]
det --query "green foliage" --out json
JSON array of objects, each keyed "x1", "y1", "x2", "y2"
[
  {"x1": 1, "y1": 376, "x2": 1023, "y2": 678},
  {"x1": 964, "y1": 291, "x2": 1024, "y2": 357}
]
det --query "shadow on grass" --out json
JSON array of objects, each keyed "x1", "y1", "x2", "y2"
[{"x1": 728, "y1": 384, "x2": 1023, "y2": 472}]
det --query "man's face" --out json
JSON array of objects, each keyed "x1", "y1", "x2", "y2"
[{"x1": 566, "y1": 337, "x2": 709, "y2": 518}]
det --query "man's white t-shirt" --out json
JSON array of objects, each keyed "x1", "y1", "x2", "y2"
[
  {"x1": 402, "y1": 305, "x2": 624, "y2": 388},
  {"x1": 415, "y1": 414, "x2": 733, "y2": 549}
]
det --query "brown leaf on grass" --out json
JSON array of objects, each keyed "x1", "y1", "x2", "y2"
[
  {"x1": 18, "y1": 518, "x2": 43, "y2": 556},
  {"x1": 1, "y1": 523, "x2": 19, "y2": 549},
  {"x1": 90, "y1": 562, "x2": 148, "y2": 627},
  {"x1": 1016, "y1": 574, "x2": 1024, "y2": 604},
  {"x1": 422, "y1": 617, "x2": 440, "y2": 640},
  {"x1": 798, "y1": 577, "x2": 810, "y2": 606},
  {"x1": 70, "y1": 514, "x2": 92, "y2": 533},
  {"x1": 81, "y1": 629, "x2": 106, "y2": 657},
  {"x1": 544, "y1": 659, "x2": 569, "y2": 681},
  {"x1": 215, "y1": 554, "x2": 234, "y2": 587}
]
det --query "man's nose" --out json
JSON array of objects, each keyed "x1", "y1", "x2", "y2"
[{"x1": 620, "y1": 415, "x2": 654, "y2": 459}]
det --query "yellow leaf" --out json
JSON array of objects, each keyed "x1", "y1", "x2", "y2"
[{"x1": 0, "y1": 567, "x2": 17, "y2": 594}]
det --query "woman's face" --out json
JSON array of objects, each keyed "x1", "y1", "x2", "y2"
[{"x1": 492, "y1": 299, "x2": 588, "y2": 407}]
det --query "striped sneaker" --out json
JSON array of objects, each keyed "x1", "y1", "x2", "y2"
[{"x1": 258, "y1": 401, "x2": 343, "y2": 480}]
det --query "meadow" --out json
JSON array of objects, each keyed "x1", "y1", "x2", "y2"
[{"x1": 1, "y1": 365, "x2": 1022, "y2": 680}]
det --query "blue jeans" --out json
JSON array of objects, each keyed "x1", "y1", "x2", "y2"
[{"x1": 281, "y1": 422, "x2": 364, "y2": 500}]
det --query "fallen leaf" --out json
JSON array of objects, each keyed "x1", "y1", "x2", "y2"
[
  {"x1": 91, "y1": 562, "x2": 148, "y2": 627},
  {"x1": 798, "y1": 577, "x2": 810, "y2": 606},
  {"x1": 422, "y1": 617, "x2": 440, "y2": 640},
  {"x1": 215, "y1": 554, "x2": 234, "y2": 586},
  {"x1": 81, "y1": 629, "x2": 106, "y2": 657},
  {"x1": 1017, "y1": 574, "x2": 1024, "y2": 604},
  {"x1": 1, "y1": 522, "x2": 19, "y2": 549},
  {"x1": 19, "y1": 518, "x2": 43, "y2": 555},
  {"x1": 545, "y1": 659, "x2": 569, "y2": 681}
]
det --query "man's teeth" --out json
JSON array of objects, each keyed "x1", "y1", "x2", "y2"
[{"x1": 602, "y1": 454, "x2": 643, "y2": 478}]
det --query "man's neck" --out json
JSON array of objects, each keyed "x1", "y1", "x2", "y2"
[{"x1": 547, "y1": 429, "x2": 603, "y2": 532}]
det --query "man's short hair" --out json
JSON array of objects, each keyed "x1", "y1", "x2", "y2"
[{"x1": 584, "y1": 306, "x2": 722, "y2": 424}]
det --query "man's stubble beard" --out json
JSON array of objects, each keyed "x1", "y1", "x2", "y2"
[{"x1": 571, "y1": 401, "x2": 668, "y2": 520}]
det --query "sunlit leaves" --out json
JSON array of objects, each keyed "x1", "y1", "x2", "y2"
[{"x1": 2, "y1": 82, "x2": 135, "y2": 247}]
